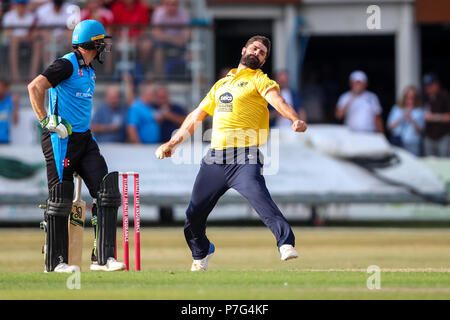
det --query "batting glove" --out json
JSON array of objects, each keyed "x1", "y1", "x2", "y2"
[{"x1": 40, "y1": 115, "x2": 72, "y2": 139}]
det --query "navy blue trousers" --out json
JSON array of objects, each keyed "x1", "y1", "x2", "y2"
[{"x1": 184, "y1": 148, "x2": 295, "y2": 259}]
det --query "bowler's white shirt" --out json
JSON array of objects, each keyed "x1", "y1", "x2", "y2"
[{"x1": 337, "y1": 90, "x2": 382, "y2": 132}]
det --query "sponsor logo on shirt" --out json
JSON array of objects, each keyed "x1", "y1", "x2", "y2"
[
  {"x1": 219, "y1": 92, "x2": 233, "y2": 103},
  {"x1": 217, "y1": 92, "x2": 233, "y2": 112},
  {"x1": 76, "y1": 87, "x2": 92, "y2": 98}
]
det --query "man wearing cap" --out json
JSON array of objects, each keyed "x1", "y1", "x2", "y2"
[
  {"x1": 335, "y1": 70, "x2": 384, "y2": 133},
  {"x1": 422, "y1": 73, "x2": 450, "y2": 157},
  {"x1": 28, "y1": 20, "x2": 126, "y2": 272}
]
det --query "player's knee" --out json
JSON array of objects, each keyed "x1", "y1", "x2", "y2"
[
  {"x1": 97, "y1": 172, "x2": 121, "y2": 208},
  {"x1": 46, "y1": 181, "x2": 74, "y2": 217}
]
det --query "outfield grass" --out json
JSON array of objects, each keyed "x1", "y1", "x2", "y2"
[{"x1": 0, "y1": 227, "x2": 449, "y2": 299}]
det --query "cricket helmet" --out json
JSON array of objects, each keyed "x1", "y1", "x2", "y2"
[{"x1": 72, "y1": 20, "x2": 111, "y2": 63}]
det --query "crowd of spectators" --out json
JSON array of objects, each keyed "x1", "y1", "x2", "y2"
[
  {"x1": 333, "y1": 70, "x2": 450, "y2": 157},
  {"x1": 0, "y1": 0, "x2": 192, "y2": 82},
  {"x1": 0, "y1": 1, "x2": 448, "y2": 157},
  {"x1": 90, "y1": 75, "x2": 187, "y2": 144},
  {"x1": 262, "y1": 67, "x2": 450, "y2": 158}
]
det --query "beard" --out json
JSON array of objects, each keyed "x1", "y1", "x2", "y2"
[{"x1": 240, "y1": 54, "x2": 262, "y2": 70}]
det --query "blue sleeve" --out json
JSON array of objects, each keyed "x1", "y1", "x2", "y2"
[{"x1": 126, "y1": 106, "x2": 139, "y2": 127}]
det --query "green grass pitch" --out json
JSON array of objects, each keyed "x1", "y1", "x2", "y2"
[{"x1": 0, "y1": 227, "x2": 449, "y2": 299}]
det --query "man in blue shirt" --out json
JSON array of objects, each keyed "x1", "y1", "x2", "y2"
[
  {"x1": 126, "y1": 83, "x2": 161, "y2": 144},
  {"x1": 0, "y1": 80, "x2": 19, "y2": 144},
  {"x1": 28, "y1": 20, "x2": 125, "y2": 273},
  {"x1": 91, "y1": 85, "x2": 127, "y2": 143},
  {"x1": 154, "y1": 86, "x2": 186, "y2": 142}
]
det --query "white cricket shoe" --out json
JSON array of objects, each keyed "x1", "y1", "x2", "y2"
[
  {"x1": 90, "y1": 257, "x2": 126, "y2": 271},
  {"x1": 53, "y1": 263, "x2": 79, "y2": 273},
  {"x1": 191, "y1": 243, "x2": 215, "y2": 272},
  {"x1": 279, "y1": 244, "x2": 299, "y2": 261}
]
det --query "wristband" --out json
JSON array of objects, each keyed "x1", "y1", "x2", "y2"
[{"x1": 40, "y1": 116, "x2": 49, "y2": 128}]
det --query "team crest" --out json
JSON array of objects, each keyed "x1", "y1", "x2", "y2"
[{"x1": 237, "y1": 81, "x2": 248, "y2": 88}]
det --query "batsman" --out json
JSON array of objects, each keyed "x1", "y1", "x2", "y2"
[{"x1": 28, "y1": 20, "x2": 125, "y2": 272}]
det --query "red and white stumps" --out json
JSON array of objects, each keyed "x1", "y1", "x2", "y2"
[{"x1": 119, "y1": 172, "x2": 141, "y2": 271}]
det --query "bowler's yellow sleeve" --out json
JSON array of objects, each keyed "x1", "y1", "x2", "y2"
[
  {"x1": 199, "y1": 84, "x2": 217, "y2": 116},
  {"x1": 255, "y1": 73, "x2": 280, "y2": 98}
]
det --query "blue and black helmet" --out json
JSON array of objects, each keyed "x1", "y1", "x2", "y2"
[{"x1": 72, "y1": 20, "x2": 111, "y2": 63}]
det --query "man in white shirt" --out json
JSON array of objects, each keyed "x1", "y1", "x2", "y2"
[
  {"x1": 35, "y1": 0, "x2": 73, "y2": 68},
  {"x1": 335, "y1": 70, "x2": 384, "y2": 133},
  {"x1": 2, "y1": 0, "x2": 38, "y2": 81},
  {"x1": 151, "y1": 0, "x2": 190, "y2": 78}
]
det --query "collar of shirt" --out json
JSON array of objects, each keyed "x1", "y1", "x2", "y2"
[
  {"x1": 74, "y1": 49, "x2": 95, "y2": 70},
  {"x1": 227, "y1": 68, "x2": 258, "y2": 78}
]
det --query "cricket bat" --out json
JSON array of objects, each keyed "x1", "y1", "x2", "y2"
[{"x1": 68, "y1": 175, "x2": 85, "y2": 269}]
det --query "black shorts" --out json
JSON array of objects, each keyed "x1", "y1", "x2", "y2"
[{"x1": 41, "y1": 130, "x2": 108, "y2": 198}]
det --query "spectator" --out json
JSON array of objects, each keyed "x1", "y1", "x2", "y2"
[
  {"x1": 0, "y1": 80, "x2": 19, "y2": 144},
  {"x1": 91, "y1": 85, "x2": 128, "y2": 143},
  {"x1": 2, "y1": 0, "x2": 38, "y2": 82},
  {"x1": 422, "y1": 73, "x2": 450, "y2": 157},
  {"x1": 35, "y1": 0, "x2": 72, "y2": 68},
  {"x1": 126, "y1": 83, "x2": 160, "y2": 143},
  {"x1": 153, "y1": 86, "x2": 186, "y2": 142},
  {"x1": 387, "y1": 86, "x2": 425, "y2": 156},
  {"x1": 81, "y1": 0, "x2": 114, "y2": 73},
  {"x1": 81, "y1": 0, "x2": 113, "y2": 26},
  {"x1": 335, "y1": 70, "x2": 384, "y2": 133},
  {"x1": 111, "y1": 0, "x2": 152, "y2": 74},
  {"x1": 29, "y1": 0, "x2": 48, "y2": 11},
  {"x1": 111, "y1": 0, "x2": 150, "y2": 38},
  {"x1": 269, "y1": 70, "x2": 306, "y2": 127},
  {"x1": 102, "y1": 0, "x2": 115, "y2": 9},
  {"x1": 151, "y1": 0, "x2": 190, "y2": 78}
]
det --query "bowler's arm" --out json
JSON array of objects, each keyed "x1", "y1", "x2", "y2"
[
  {"x1": 155, "y1": 106, "x2": 209, "y2": 158},
  {"x1": 265, "y1": 88, "x2": 307, "y2": 132}
]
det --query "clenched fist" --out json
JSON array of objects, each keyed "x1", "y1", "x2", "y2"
[{"x1": 292, "y1": 119, "x2": 307, "y2": 133}]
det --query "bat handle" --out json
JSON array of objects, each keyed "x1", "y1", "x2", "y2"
[{"x1": 74, "y1": 174, "x2": 82, "y2": 202}]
